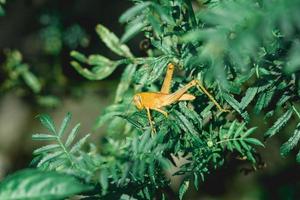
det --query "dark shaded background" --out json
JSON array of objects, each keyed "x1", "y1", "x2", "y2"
[{"x1": 0, "y1": 1, "x2": 299, "y2": 199}]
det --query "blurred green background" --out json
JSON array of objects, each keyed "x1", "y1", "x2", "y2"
[{"x1": 0, "y1": 1, "x2": 299, "y2": 199}]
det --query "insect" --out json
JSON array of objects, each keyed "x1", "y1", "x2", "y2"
[{"x1": 133, "y1": 63, "x2": 229, "y2": 134}]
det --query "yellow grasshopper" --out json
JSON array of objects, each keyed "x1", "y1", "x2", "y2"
[{"x1": 133, "y1": 63, "x2": 229, "y2": 133}]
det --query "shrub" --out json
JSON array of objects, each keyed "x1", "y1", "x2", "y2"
[{"x1": 1, "y1": 0, "x2": 300, "y2": 199}]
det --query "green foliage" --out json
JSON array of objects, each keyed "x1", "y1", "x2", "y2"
[
  {"x1": 0, "y1": 49, "x2": 64, "y2": 107},
  {"x1": 280, "y1": 123, "x2": 300, "y2": 158},
  {"x1": 179, "y1": 180, "x2": 189, "y2": 200},
  {"x1": 32, "y1": 113, "x2": 91, "y2": 175},
  {"x1": 69, "y1": 0, "x2": 300, "y2": 198},
  {"x1": 218, "y1": 121, "x2": 264, "y2": 162},
  {"x1": 39, "y1": 12, "x2": 89, "y2": 55},
  {"x1": 0, "y1": 169, "x2": 92, "y2": 200},
  {"x1": 264, "y1": 108, "x2": 293, "y2": 139},
  {"x1": 1, "y1": 0, "x2": 300, "y2": 199},
  {"x1": 31, "y1": 113, "x2": 171, "y2": 199},
  {"x1": 1, "y1": 11, "x2": 91, "y2": 108},
  {"x1": 1, "y1": 50, "x2": 41, "y2": 93},
  {"x1": 70, "y1": 24, "x2": 133, "y2": 81},
  {"x1": 0, "y1": 0, "x2": 6, "y2": 16},
  {"x1": 279, "y1": 106, "x2": 300, "y2": 163},
  {"x1": 95, "y1": 24, "x2": 133, "y2": 58}
]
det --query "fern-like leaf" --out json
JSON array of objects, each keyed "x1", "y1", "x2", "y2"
[
  {"x1": 264, "y1": 109, "x2": 293, "y2": 139},
  {"x1": 95, "y1": 24, "x2": 133, "y2": 58},
  {"x1": 218, "y1": 121, "x2": 263, "y2": 162},
  {"x1": 33, "y1": 113, "x2": 90, "y2": 171},
  {"x1": 280, "y1": 123, "x2": 300, "y2": 157}
]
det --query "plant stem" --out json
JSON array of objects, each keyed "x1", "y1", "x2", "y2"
[{"x1": 56, "y1": 136, "x2": 75, "y2": 167}]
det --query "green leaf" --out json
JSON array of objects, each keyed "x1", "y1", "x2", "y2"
[
  {"x1": 95, "y1": 24, "x2": 133, "y2": 58},
  {"x1": 48, "y1": 158, "x2": 68, "y2": 170},
  {"x1": 37, "y1": 95, "x2": 60, "y2": 107},
  {"x1": 297, "y1": 151, "x2": 300, "y2": 163},
  {"x1": 227, "y1": 120, "x2": 237, "y2": 138},
  {"x1": 147, "y1": 15, "x2": 162, "y2": 35},
  {"x1": 32, "y1": 134, "x2": 57, "y2": 141},
  {"x1": 119, "y1": 1, "x2": 151, "y2": 23},
  {"x1": 37, "y1": 114, "x2": 56, "y2": 134},
  {"x1": 146, "y1": 56, "x2": 170, "y2": 84},
  {"x1": 254, "y1": 89, "x2": 274, "y2": 114},
  {"x1": 115, "y1": 64, "x2": 137, "y2": 103},
  {"x1": 193, "y1": 173, "x2": 199, "y2": 190},
  {"x1": 21, "y1": 67, "x2": 42, "y2": 93},
  {"x1": 285, "y1": 40, "x2": 300, "y2": 73},
  {"x1": 254, "y1": 93, "x2": 267, "y2": 114},
  {"x1": 240, "y1": 140, "x2": 250, "y2": 151},
  {"x1": 276, "y1": 93, "x2": 291, "y2": 107},
  {"x1": 0, "y1": 169, "x2": 92, "y2": 200},
  {"x1": 87, "y1": 54, "x2": 112, "y2": 67},
  {"x1": 116, "y1": 114, "x2": 145, "y2": 132},
  {"x1": 70, "y1": 134, "x2": 90, "y2": 153},
  {"x1": 120, "y1": 194, "x2": 138, "y2": 200},
  {"x1": 93, "y1": 104, "x2": 128, "y2": 130},
  {"x1": 240, "y1": 87, "x2": 258, "y2": 110},
  {"x1": 138, "y1": 131, "x2": 151, "y2": 152},
  {"x1": 173, "y1": 110, "x2": 198, "y2": 136},
  {"x1": 71, "y1": 51, "x2": 120, "y2": 76},
  {"x1": 70, "y1": 50, "x2": 87, "y2": 63},
  {"x1": 280, "y1": 123, "x2": 300, "y2": 157},
  {"x1": 264, "y1": 109, "x2": 293, "y2": 139},
  {"x1": 58, "y1": 112, "x2": 71, "y2": 137},
  {"x1": 33, "y1": 144, "x2": 60, "y2": 155},
  {"x1": 121, "y1": 21, "x2": 145, "y2": 42},
  {"x1": 246, "y1": 151, "x2": 256, "y2": 163},
  {"x1": 0, "y1": 5, "x2": 5, "y2": 16},
  {"x1": 222, "y1": 93, "x2": 249, "y2": 121},
  {"x1": 152, "y1": 3, "x2": 174, "y2": 25},
  {"x1": 37, "y1": 151, "x2": 64, "y2": 167},
  {"x1": 99, "y1": 169, "x2": 109, "y2": 195},
  {"x1": 179, "y1": 180, "x2": 189, "y2": 200},
  {"x1": 234, "y1": 122, "x2": 245, "y2": 138},
  {"x1": 242, "y1": 127, "x2": 257, "y2": 138},
  {"x1": 179, "y1": 102, "x2": 202, "y2": 129},
  {"x1": 70, "y1": 59, "x2": 122, "y2": 80},
  {"x1": 244, "y1": 138, "x2": 264, "y2": 147},
  {"x1": 65, "y1": 123, "x2": 81, "y2": 147},
  {"x1": 233, "y1": 140, "x2": 242, "y2": 153}
]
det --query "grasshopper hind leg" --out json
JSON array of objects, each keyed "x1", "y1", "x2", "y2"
[
  {"x1": 194, "y1": 80, "x2": 230, "y2": 113},
  {"x1": 161, "y1": 63, "x2": 175, "y2": 94}
]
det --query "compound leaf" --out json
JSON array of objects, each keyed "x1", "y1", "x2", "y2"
[
  {"x1": 264, "y1": 109, "x2": 293, "y2": 139},
  {"x1": 0, "y1": 169, "x2": 92, "y2": 200},
  {"x1": 280, "y1": 123, "x2": 300, "y2": 157},
  {"x1": 95, "y1": 24, "x2": 133, "y2": 58}
]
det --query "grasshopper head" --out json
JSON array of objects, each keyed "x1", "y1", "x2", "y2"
[{"x1": 133, "y1": 94, "x2": 144, "y2": 110}]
